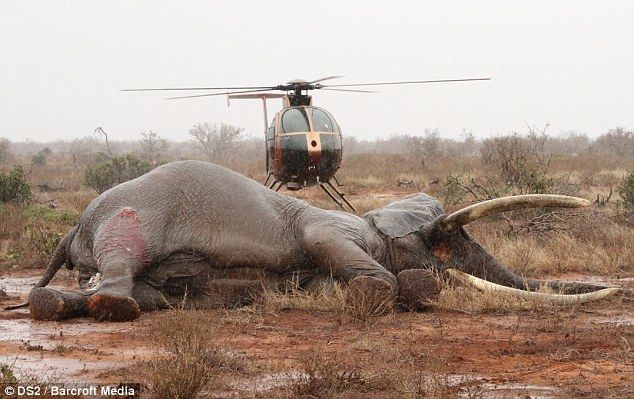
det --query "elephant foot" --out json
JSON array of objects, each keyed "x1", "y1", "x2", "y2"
[
  {"x1": 397, "y1": 269, "x2": 442, "y2": 311},
  {"x1": 29, "y1": 287, "x2": 88, "y2": 321},
  {"x1": 346, "y1": 276, "x2": 395, "y2": 318},
  {"x1": 87, "y1": 293, "x2": 140, "y2": 322}
]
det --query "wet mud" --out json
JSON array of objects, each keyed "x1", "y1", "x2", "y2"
[{"x1": 0, "y1": 271, "x2": 632, "y2": 397}]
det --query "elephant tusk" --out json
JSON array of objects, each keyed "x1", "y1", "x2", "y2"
[
  {"x1": 440, "y1": 194, "x2": 592, "y2": 231},
  {"x1": 445, "y1": 269, "x2": 622, "y2": 304}
]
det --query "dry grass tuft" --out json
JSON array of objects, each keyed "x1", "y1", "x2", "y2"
[
  {"x1": 255, "y1": 281, "x2": 396, "y2": 325},
  {"x1": 344, "y1": 277, "x2": 394, "y2": 324},
  {"x1": 467, "y1": 208, "x2": 633, "y2": 278},
  {"x1": 255, "y1": 283, "x2": 347, "y2": 316},
  {"x1": 142, "y1": 309, "x2": 241, "y2": 399},
  {"x1": 287, "y1": 350, "x2": 366, "y2": 398},
  {"x1": 284, "y1": 345, "x2": 483, "y2": 399}
]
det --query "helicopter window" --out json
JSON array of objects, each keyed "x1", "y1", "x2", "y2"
[
  {"x1": 266, "y1": 126, "x2": 275, "y2": 140},
  {"x1": 311, "y1": 108, "x2": 335, "y2": 132},
  {"x1": 281, "y1": 108, "x2": 310, "y2": 133}
]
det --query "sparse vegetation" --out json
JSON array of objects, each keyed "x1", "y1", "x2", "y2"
[
  {"x1": 288, "y1": 350, "x2": 366, "y2": 398},
  {"x1": 618, "y1": 170, "x2": 634, "y2": 211},
  {"x1": 1, "y1": 363, "x2": 17, "y2": 383},
  {"x1": 189, "y1": 122, "x2": 243, "y2": 164},
  {"x1": 84, "y1": 153, "x2": 152, "y2": 193},
  {"x1": 0, "y1": 165, "x2": 32, "y2": 204},
  {"x1": 0, "y1": 137, "x2": 11, "y2": 163},
  {"x1": 142, "y1": 310, "x2": 240, "y2": 399},
  {"x1": 31, "y1": 147, "x2": 52, "y2": 166},
  {"x1": 139, "y1": 130, "x2": 168, "y2": 166}
]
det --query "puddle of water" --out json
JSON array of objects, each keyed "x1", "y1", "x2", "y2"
[
  {"x1": 229, "y1": 371, "x2": 558, "y2": 398},
  {"x1": 0, "y1": 276, "x2": 41, "y2": 295},
  {"x1": 595, "y1": 316, "x2": 634, "y2": 326},
  {"x1": 480, "y1": 382, "x2": 556, "y2": 399},
  {"x1": 0, "y1": 319, "x2": 137, "y2": 349},
  {"x1": 230, "y1": 371, "x2": 306, "y2": 392},
  {"x1": 0, "y1": 353, "x2": 126, "y2": 382}
]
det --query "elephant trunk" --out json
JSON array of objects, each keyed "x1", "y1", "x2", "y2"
[{"x1": 450, "y1": 237, "x2": 622, "y2": 301}]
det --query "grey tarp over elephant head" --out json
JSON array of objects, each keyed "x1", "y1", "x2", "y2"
[{"x1": 6, "y1": 161, "x2": 620, "y2": 321}]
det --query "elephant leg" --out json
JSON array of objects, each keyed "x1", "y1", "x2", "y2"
[
  {"x1": 301, "y1": 229, "x2": 397, "y2": 287},
  {"x1": 301, "y1": 229, "x2": 397, "y2": 308},
  {"x1": 28, "y1": 287, "x2": 90, "y2": 321},
  {"x1": 176, "y1": 279, "x2": 269, "y2": 309},
  {"x1": 87, "y1": 208, "x2": 149, "y2": 321},
  {"x1": 132, "y1": 282, "x2": 174, "y2": 311},
  {"x1": 302, "y1": 274, "x2": 338, "y2": 294}
]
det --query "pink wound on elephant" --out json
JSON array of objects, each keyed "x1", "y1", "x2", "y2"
[{"x1": 94, "y1": 208, "x2": 150, "y2": 270}]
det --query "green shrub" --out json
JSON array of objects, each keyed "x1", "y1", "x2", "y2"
[
  {"x1": 84, "y1": 153, "x2": 151, "y2": 193},
  {"x1": 618, "y1": 170, "x2": 634, "y2": 210},
  {"x1": 0, "y1": 165, "x2": 32, "y2": 204},
  {"x1": 1, "y1": 363, "x2": 17, "y2": 383},
  {"x1": 26, "y1": 206, "x2": 79, "y2": 225},
  {"x1": 31, "y1": 147, "x2": 52, "y2": 165}
]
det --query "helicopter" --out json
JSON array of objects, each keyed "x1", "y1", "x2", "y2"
[{"x1": 122, "y1": 76, "x2": 490, "y2": 212}]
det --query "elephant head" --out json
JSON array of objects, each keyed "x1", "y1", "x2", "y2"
[{"x1": 364, "y1": 193, "x2": 621, "y2": 303}]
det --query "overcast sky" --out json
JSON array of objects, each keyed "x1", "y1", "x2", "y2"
[{"x1": 1, "y1": 1, "x2": 632, "y2": 142}]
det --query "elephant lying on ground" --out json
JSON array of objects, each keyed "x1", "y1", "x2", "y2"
[{"x1": 7, "y1": 161, "x2": 620, "y2": 321}]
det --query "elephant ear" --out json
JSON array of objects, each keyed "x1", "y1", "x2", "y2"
[{"x1": 362, "y1": 193, "x2": 445, "y2": 238}]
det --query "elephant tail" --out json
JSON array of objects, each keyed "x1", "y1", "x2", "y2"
[{"x1": 4, "y1": 225, "x2": 78, "y2": 311}]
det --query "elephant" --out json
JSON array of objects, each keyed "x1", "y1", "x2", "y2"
[{"x1": 6, "y1": 160, "x2": 620, "y2": 321}]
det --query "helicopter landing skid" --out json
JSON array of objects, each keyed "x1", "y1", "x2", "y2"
[
  {"x1": 319, "y1": 180, "x2": 356, "y2": 213},
  {"x1": 265, "y1": 178, "x2": 356, "y2": 213}
]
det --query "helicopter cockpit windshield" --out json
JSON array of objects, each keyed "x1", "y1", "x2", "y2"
[
  {"x1": 281, "y1": 106, "x2": 338, "y2": 133},
  {"x1": 311, "y1": 108, "x2": 335, "y2": 132},
  {"x1": 281, "y1": 108, "x2": 310, "y2": 133}
]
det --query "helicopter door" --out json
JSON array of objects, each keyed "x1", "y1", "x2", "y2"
[{"x1": 266, "y1": 119, "x2": 276, "y2": 172}]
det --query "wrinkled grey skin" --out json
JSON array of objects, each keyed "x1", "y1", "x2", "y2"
[{"x1": 23, "y1": 161, "x2": 604, "y2": 321}]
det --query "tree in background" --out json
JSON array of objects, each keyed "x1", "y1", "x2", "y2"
[
  {"x1": 139, "y1": 131, "x2": 168, "y2": 167},
  {"x1": 0, "y1": 138, "x2": 11, "y2": 163},
  {"x1": 594, "y1": 127, "x2": 633, "y2": 156},
  {"x1": 189, "y1": 123, "x2": 243, "y2": 164}
]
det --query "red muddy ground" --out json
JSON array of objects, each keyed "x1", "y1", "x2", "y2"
[{"x1": 0, "y1": 270, "x2": 632, "y2": 398}]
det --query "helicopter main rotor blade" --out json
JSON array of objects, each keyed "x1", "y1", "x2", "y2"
[
  {"x1": 323, "y1": 77, "x2": 491, "y2": 88},
  {"x1": 165, "y1": 88, "x2": 276, "y2": 100},
  {"x1": 321, "y1": 88, "x2": 376, "y2": 93},
  {"x1": 121, "y1": 86, "x2": 275, "y2": 92},
  {"x1": 309, "y1": 76, "x2": 344, "y2": 84}
]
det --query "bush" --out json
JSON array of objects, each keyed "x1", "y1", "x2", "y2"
[
  {"x1": 618, "y1": 170, "x2": 634, "y2": 210},
  {"x1": 0, "y1": 165, "x2": 32, "y2": 204},
  {"x1": 443, "y1": 128, "x2": 555, "y2": 204},
  {"x1": 31, "y1": 147, "x2": 52, "y2": 165},
  {"x1": 84, "y1": 153, "x2": 151, "y2": 193},
  {"x1": 0, "y1": 205, "x2": 77, "y2": 269},
  {"x1": 143, "y1": 310, "x2": 236, "y2": 398}
]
